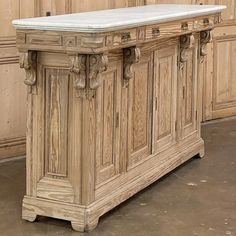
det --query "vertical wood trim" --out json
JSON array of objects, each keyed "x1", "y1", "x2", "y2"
[{"x1": 81, "y1": 97, "x2": 96, "y2": 204}]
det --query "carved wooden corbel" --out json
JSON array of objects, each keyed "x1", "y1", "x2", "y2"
[
  {"x1": 123, "y1": 46, "x2": 141, "y2": 87},
  {"x1": 89, "y1": 54, "x2": 108, "y2": 90},
  {"x1": 69, "y1": 54, "x2": 87, "y2": 97},
  {"x1": 69, "y1": 54, "x2": 108, "y2": 99},
  {"x1": 19, "y1": 51, "x2": 37, "y2": 89},
  {"x1": 179, "y1": 34, "x2": 195, "y2": 70},
  {"x1": 200, "y1": 30, "x2": 212, "y2": 63}
]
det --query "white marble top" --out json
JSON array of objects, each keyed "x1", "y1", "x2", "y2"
[{"x1": 12, "y1": 4, "x2": 226, "y2": 33}]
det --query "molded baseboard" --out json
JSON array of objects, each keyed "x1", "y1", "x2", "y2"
[{"x1": 0, "y1": 136, "x2": 26, "y2": 160}]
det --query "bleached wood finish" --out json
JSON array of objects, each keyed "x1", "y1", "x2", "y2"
[
  {"x1": 147, "y1": 0, "x2": 236, "y2": 120},
  {"x1": 14, "y1": 5, "x2": 224, "y2": 232},
  {"x1": 153, "y1": 44, "x2": 177, "y2": 153},
  {"x1": 0, "y1": 0, "x2": 131, "y2": 160}
]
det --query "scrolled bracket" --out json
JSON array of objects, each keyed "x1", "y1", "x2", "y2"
[
  {"x1": 89, "y1": 54, "x2": 108, "y2": 90},
  {"x1": 179, "y1": 34, "x2": 195, "y2": 70},
  {"x1": 69, "y1": 54, "x2": 108, "y2": 99},
  {"x1": 200, "y1": 30, "x2": 212, "y2": 63},
  {"x1": 69, "y1": 54, "x2": 87, "y2": 98},
  {"x1": 123, "y1": 46, "x2": 141, "y2": 87},
  {"x1": 19, "y1": 51, "x2": 37, "y2": 92}
]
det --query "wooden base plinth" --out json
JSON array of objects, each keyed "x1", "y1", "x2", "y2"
[{"x1": 22, "y1": 138, "x2": 204, "y2": 232}]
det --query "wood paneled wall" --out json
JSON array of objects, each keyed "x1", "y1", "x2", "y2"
[
  {"x1": 0, "y1": 0, "x2": 35, "y2": 160},
  {"x1": 203, "y1": 0, "x2": 236, "y2": 120}
]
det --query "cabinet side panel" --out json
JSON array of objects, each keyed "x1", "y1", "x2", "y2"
[
  {"x1": 44, "y1": 68, "x2": 69, "y2": 177},
  {"x1": 34, "y1": 53, "x2": 80, "y2": 204}
]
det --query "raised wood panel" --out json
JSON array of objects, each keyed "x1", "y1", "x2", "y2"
[
  {"x1": 211, "y1": 36, "x2": 236, "y2": 117},
  {"x1": 179, "y1": 44, "x2": 198, "y2": 139},
  {"x1": 37, "y1": 0, "x2": 70, "y2": 16},
  {"x1": 0, "y1": 64, "x2": 27, "y2": 138},
  {"x1": 95, "y1": 61, "x2": 122, "y2": 185},
  {"x1": 0, "y1": 0, "x2": 19, "y2": 38},
  {"x1": 33, "y1": 53, "x2": 82, "y2": 204},
  {"x1": 0, "y1": 0, "x2": 35, "y2": 159},
  {"x1": 127, "y1": 54, "x2": 153, "y2": 169},
  {"x1": 44, "y1": 68, "x2": 70, "y2": 177},
  {"x1": 153, "y1": 45, "x2": 177, "y2": 153},
  {"x1": 0, "y1": 0, "x2": 35, "y2": 39},
  {"x1": 36, "y1": 65, "x2": 75, "y2": 203},
  {"x1": 202, "y1": 25, "x2": 236, "y2": 120}
]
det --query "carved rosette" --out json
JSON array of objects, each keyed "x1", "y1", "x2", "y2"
[
  {"x1": 200, "y1": 30, "x2": 212, "y2": 63},
  {"x1": 179, "y1": 34, "x2": 195, "y2": 70},
  {"x1": 123, "y1": 46, "x2": 141, "y2": 87},
  {"x1": 69, "y1": 54, "x2": 108, "y2": 99},
  {"x1": 19, "y1": 51, "x2": 37, "y2": 92}
]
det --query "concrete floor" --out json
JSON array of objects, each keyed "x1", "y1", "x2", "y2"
[{"x1": 0, "y1": 119, "x2": 236, "y2": 236}]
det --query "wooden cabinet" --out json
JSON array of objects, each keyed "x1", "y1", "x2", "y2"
[{"x1": 14, "y1": 5, "x2": 224, "y2": 230}]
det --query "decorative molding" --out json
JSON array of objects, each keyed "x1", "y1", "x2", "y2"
[
  {"x1": 0, "y1": 136, "x2": 26, "y2": 148},
  {"x1": 123, "y1": 46, "x2": 141, "y2": 87},
  {"x1": 0, "y1": 56, "x2": 19, "y2": 65},
  {"x1": 15, "y1": 14, "x2": 220, "y2": 54},
  {"x1": 200, "y1": 30, "x2": 212, "y2": 63},
  {"x1": 0, "y1": 44, "x2": 19, "y2": 65},
  {"x1": 19, "y1": 51, "x2": 37, "y2": 88},
  {"x1": 0, "y1": 136, "x2": 26, "y2": 160},
  {"x1": 0, "y1": 36, "x2": 16, "y2": 46},
  {"x1": 179, "y1": 34, "x2": 195, "y2": 70},
  {"x1": 69, "y1": 54, "x2": 108, "y2": 99}
]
